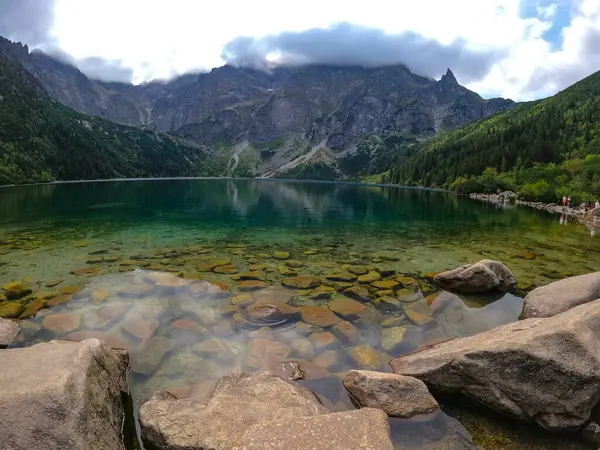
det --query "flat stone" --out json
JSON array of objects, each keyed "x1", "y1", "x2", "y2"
[
  {"x1": 231, "y1": 293, "x2": 254, "y2": 307},
  {"x1": 72, "y1": 240, "x2": 88, "y2": 247},
  {"x1": 309, "y1": 285, "x2": 336, "y2": 299},
  {"x1": 213, "y1": 264, "x2": 239, "y2": 274},
  {"x1": 0, "y1": 301, "x2": 25, "y2": 318},
  {"x1": 277, "y1": 266, "x2": 297, "y2": 276},
  {"x1": 46, "y1": 294, "x2": 73, "y2": 307},
  {"x1": 244, "y1": 338, "x2": 292, "y2": 369},
  {"x1": 309, "y1": 331, "x2": 338, "y2": 350},
  {"x1": 343, "y1": 286, "x2": 371, "y2": 302},
  {"x1": 313, "y1": 350, "x2": 340, "y2": 370},
  {"x1": 330, "y1": 281, "x2": 354, "y2": 291},
  {"x1": 285, "y1": 260, "x2": 305, "y2": 268},
  {"x1": 290, "y1": 338, "x2": 315, "y2": 359},
  {"x1": 44, "y1": 279, "x2": 63, "y2": 288},
  {"x1": 358, "y1": 271, "x2": 382, "y2": 283},
  {"x1": 169, "y1": 320, "x2": 207, "y2": 336},
  {"x1": 86, "y1": 256, "x2": 104, "y2": 264},
  {"x1": 83, "y1": 304, "x2": 127, "y2": 329},
  {"x1": 377, "y1": 267, "x2": 396, "y2": 277},
  {"x1": 343, "y1": 370, "x2": 439, "y2": 418},
  {"x1": 239, "y1": 280, "x2": 267, "y2": 291},
  {"x1": 70, "y1": 267, "x2": 102, "y2": 276},
  {"x1": 0, "y1": 339, "x2": 128, "y2": 450},
  {"x1": 300, "y1": 306, "x2": 341, "y2": 327},
  {"x1": 2, "y1": 281, "x2": 32, "y2": 299},
  {"x1": 58, "y1": 285, "x2": 83, "y2": 295},
  {"x1": 396, "y1": 276, "x2": 420, "y2": 290},
  {"x1": 245, "y1": 301, "x2": 298, "y2": 326},
  {"x1": 396, "y1": 288, "x2": 420, "y2": 303},
  {"x1": 232, "y1": 271, "x2": 267, "y2": 281},
  {"x1": 434, "y1": 260, "x2": 517, "y2": 293},
  {"x1": 282, "y1": 276, "x2": 321, "y2": 289},
  {"x1": 349, "y1": 345, "x2": 381, "y2": 370},
  {"x1": 332, "y1": 321, "x2": 359, "y2": 344},
  {"x1": 20, "y1": 298, "x2": 45, "y2": 318},
  {"x1": 42, "y1": 311, "x2": 82, "y2": 334},
  {"x1": 377, "y1": 252, "x2": 399, "y2": 261},
  {"x1": 523, "y1": 272, "x2": 600, "y2": 318},
  {"x1": 348, "y1": 265, "x2": 368, "y2": 275},
  {"x1": 371, "y1": 280, "x2": 399, "y2": 290},
  {"x1": 139, "y1": 372, "x2": 328, "y2": 450},
  {"x1": 382, "y1": 327, "x2": 408, "y2": 352},
  {"x1": 404, "y1": 307, "x2": 434, "y2": 326},
  {"x1": 131, "y1": 337, "x2": 176, "y2": 376},
  {"x1": 273, "y1": 251, "x2": 291, "y2": 260},
  {"x1": 191, "y1": 339, "x2": 233, "y2": 362},
  {"x1": 0, "y1": 317, "x2": 19, "y2": 347},
  {"x1": 391, "y1": 299, "x2": 600, "y2": 430},
  {"x1": 122, "y1": 317, "x2": 159, "y2": 340},
  {"x1": 326, "y1": 272, "x2": 358, "y2": 282},
  {"x1": 375, "y1": 296, "x2": 404, "y2": 312},
  {"x1": 327, "y1": 297, "x2": 367, "y2": 320}
]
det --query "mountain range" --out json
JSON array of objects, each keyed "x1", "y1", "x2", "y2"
[{"x1": 0, "y1": 37, "x2": 515, "y2": 182}]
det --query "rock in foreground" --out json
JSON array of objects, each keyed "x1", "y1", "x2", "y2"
[
  {"x1": 139, "y1": 371, "x2": 328, "y2": 450},
  {"x1": 0, "y1": 338, "x2": 129, "y2": 450},
  {"x1": 433, "y1": 260, "x2": 517, "y2": 293},
  {"x1": 391, "y1": 299, "x2": 600, "y2": 430},
  {"x1": 523, "y1": 271, "x2": 600, "y2": 318},
  {"x1": 237, "y1": 408, "x2": 393, "y2": 450},
  {"x1": 343, "y1": 370, "x2": 439, "y2": 418},
  {"x1": 0, "y1": 317, "x2": 19, "y2": 347}
]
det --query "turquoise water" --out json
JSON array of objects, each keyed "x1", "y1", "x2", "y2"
[{"x1": 1, "y1": 179, "x2": 598, "y2": 449}]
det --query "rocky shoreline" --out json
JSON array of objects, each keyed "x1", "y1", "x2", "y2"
[
  {"x1": 468, "y1": 192, "x2": 590, "y2": 218},
  {"x1": 1, "y1": 261, "x2": 600, "y2": 448}
]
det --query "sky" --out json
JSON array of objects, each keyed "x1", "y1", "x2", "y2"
[{"x1": 0, "y1": 0, "x2": 598, "y2": 101}]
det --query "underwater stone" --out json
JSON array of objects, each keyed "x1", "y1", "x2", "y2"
[
  {"x1": 343, "y1": 286, "x2": 371, "y2": 303},
  {"x1": 300, "y1": 306, "x2": 341, "y2": 327},
  {"x1": 281, "y1": 276, "x2": 321, "y2": 289},
  {"x1": 327, "y1": 297, "x2": 367, "y2": 320},
  {"x1": 349, "y1": 345, "x2": 382, "y2": 370},
  {"x1": 42, "y1": 311, "x2": 82, "y2": 334}
]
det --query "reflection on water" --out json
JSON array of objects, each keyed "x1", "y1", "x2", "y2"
[{"x1": 2, "y1": 179, "x2": 600, "y2": 449}]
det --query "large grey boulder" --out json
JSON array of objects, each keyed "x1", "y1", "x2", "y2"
[
  {"x1": 390, "y1": 299, "x2": 600, "y2": 430},
  {"x1": 343, "y1": 370, "x2": 439, "y2": 418},
  {"x1": 139, "y1": 371, "x2": 329, "y2": 450},
  {"x1": 0, "y1": 338, "x2": 129, "y2": 450},
  {"x1": 0, "y1": 317, "x2": 19, "y2": 347},
  {"x1": 523, "y1": 271, "x2": 600, "y2": 318},
  {"x1": 236, "y1": 408, "x2": 393, "y2": 450},
  {"x1": 433, "y1": 260, "x2": 517, "y2": 293}
]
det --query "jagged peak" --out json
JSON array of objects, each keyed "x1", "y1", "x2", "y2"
[{"x1": 440, "y1": 68, "x2": 458, "y2": 85}]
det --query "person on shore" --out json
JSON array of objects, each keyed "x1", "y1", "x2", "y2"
[
  {"x1": 588, "y1": 200, "x2": 593, "y2": 211},
  {"x1": 567, "y1": 196, "x2": 573, "y2": 208},
  {"x1": 596, "y1": 200, "x2": 600, "y2": 210},
  {"x1": 562, "y1": 196, "x2": 567, "y2": 206}
]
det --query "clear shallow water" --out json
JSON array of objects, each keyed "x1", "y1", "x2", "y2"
[{"x1": 2, "y1": 179, "x2": 599, "y2": 449}]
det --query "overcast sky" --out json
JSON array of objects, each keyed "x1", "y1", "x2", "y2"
[{"x1": 0, "y1": 0, "x2": 598, "y2": 101}]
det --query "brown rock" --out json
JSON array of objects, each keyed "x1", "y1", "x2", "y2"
[
  {"x1": 237, "y1": 408, "x2": 393, "y2": 450},
  {"x1": 301, "y1": 306, "x2": 341, "y2": 327},
  {"x1": 371, "y1": 280, "x2": 399, "y2": 290},
  {"x1": 244, "y1": 338, "x2": 292, "y2": 369},
  {"x1": 45, "y1": 294, "x2": 73, "y2": 307},
  {"x1": 284, "y1": 260, "x2": 305, "y2": 268},
  {"x1": 343, "y1": 370, "x2": 439, "y2": 418},
  {"x1": 434, "y1": 260, "x2": 517, "y2": 293},
  {"x1": 309, "y1": 331, "x2": 338, "y2": 350},
  {"x1": 326, "y1": 272, "x2": 358, "y2": 282},
  {"x1": 245, "y1": 301, "x2": 298, "y2": 326},
  {"x1": 290, "y1": 338, "x2": 315, "y2": 359},
  {"x1": 191, "y1": 339, "x2": 233, "y2": 362},
  {"x1": 0, "y1": 339, "x2": 128, "y2": 450},
  {"x1": 374, "y1": 296, "x2": 404, "y2": 312},
  {"x1": 70, "y1": 267, "x2": 102, "y2": 276},
  {"x1": 169, "y1": 320, "x2": 207, "y2": 336},
  {"x1": 382, "y1": 327, "x2": 408, "y2": 352},
  {"x1": 273, "y1": 251, "x2": 291, "y2": 260},
  {"x1": 0, "y1": 317, "x2": 19, "y2": 347},
  {"x1": 348, "y1": 265, "x2": 368, "y2": 275},
  {"x1": 313, "y1": 350, "x2": 340, "y2": 370},
  {"x1": 309, "y1": 285, "x2": 336, "y2": 299},
  {"x1": 232, "y1": 271, "x2": 267, "y2": 281},
  {"x1": 327, "y1": 297, "x2": 367, "y2": 320},
  {"x1": 281, "y1": 276, "x2": 321, "y2": 289},
  {"x1": 349, "y1": 345, "x2": 381, "y2": 370},
  {"x1": 2, "y1": 281, "x2": 32, "y2": 299},
  {"x1": 122, "y1": 317, "x2": 159, "y2": 340},
  {"x1": 131, "y1": 337, "x2": 176, "y2": 376},
  {"x1": 343, "y1": 286, "x2": 371, "y2": 302},
  {"x1": 404, "y1": 307, "x2": 434, "y2": 326},
  {"x1": 358, "y1": 271, "x2": 382, "y2": 284},
  {"x1": 332, "y1": 321, "x2": 359, "y2": 344},
  {"x1": 0, "y1": 301, "x2": 25, "y2": 318},
  {"x1": 396, "y1": 276, "x2": 420, "y2": 290},
  {"x1": 239, "y1": 280, "x2": 267, "y2": 291},
  {"x1": 42, "y1": 311, "x2": 82, "y2": 334}
]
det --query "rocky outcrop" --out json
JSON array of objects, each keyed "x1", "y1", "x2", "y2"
[
  {"x1": 343, "y1": 370, "x2": 439, "y2": 418},
  {"x1": 0, "y1": 317, "x2": 19, "y2": 347},
  {"x1": 390, "y1": 299, "x2": 600, "y2": 430},
  {"x1": 140, "y1": 371, "x2": 395, "y2": 449},
  {"x1": 139, "y1": 371, "x2": 328, "y2": 450},
  {"x1": 523, "y1": 272, "x2": 600, "y2": 318},
  {"x1": 0, "y1": 338, "x2": 129, "y2": 450},
  {"x1": 237, "y1": 408, "x2": 393, "y2": 450},
  {"x1": 433, "y1": 260, "x2": 517, "y2": 293}
]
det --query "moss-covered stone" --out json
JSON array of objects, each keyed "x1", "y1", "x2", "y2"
[{"x1": 0, "y1": 301, "x2": 25, "y2": 318}]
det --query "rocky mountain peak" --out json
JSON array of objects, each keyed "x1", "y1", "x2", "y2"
[{"x1": 440, "y1": 68, "x2": 458, "y2": 84}]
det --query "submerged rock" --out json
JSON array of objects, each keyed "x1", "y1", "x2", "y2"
[
  {"x1": 523, "y1": 271, "x2": 600, "y2": 318},
  {"x1": 245, "y1": 301, "x2": 298, "y2": 327},
  {"x1": 300, "y1": 305, "x2": 341, "y2": 327},
  {"x1": 433, "y1": 260, "x2": 517, "y2": 293},
  {"x1": 131, "y1": 337, "x2": 176, "y2": 376},
  {"x1": 391, "y1": 299, "x2": 600, "y2": 430},
  {"x1": 139, "y1": 371, "x2": 328, "y2": 450},
  {"x1": 327, "y1": 297, "x2": 367, "y2": 320},
  {"x1": 0, "y1": 338, "x2": 128, "y2": 450},
  {"x1": 237, "y1": 408, "x2": 393, "y2": 450},
  {"x1": 0, "y1": 301, "x2": 25, "y2": 318},
  {"x1": 42, "y1": 311, "x2": 82, "y2": 334},
  {"x1": 343, "y1": 286, "x2": 371, "y2": 302},
  {"x1": 343, "y1": 370, "x2": 439, "y2": 418},
  {"x1": 281, "y1": 276, "x2": 321, "y2": 289},
  {"x1": 349, "y1": 345, "x2": 382, "y2": 370},
  {"x1": 244, "y1": 338, "x2": 292, "y2": 369},
  {"x1": 2, "y1": 281, "x2": 32, "y2": 299},
  {"x1": 0, "y1": 317, "x2": 19, "y2": 347}
]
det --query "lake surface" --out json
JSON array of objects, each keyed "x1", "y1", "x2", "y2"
[{"x1": 2, "y1": 179, "x2": 598, "y2": 449}]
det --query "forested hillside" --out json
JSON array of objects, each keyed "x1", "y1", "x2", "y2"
[
  {"x1": 387, "y1": 70, "x2": 600, "y2": 202},
  {"x1": 0, "y1": 43, "x2": 212, "y2": 185}
]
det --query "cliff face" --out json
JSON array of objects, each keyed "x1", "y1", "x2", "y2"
[{"x1": 1, "y1": 37, "x2": 516, "y2": 178}]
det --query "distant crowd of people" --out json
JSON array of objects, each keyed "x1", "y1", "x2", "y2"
[{"x1": 561, "y1": 196, "x2": 600, "y2": 211}]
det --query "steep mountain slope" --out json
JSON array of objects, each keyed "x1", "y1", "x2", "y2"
[
  {"x1": 0, "y1": 38, "x2": 212, "y2": 185},
  {"x1": 11, "y1": 40, "x2": 515, "y2": 178},
  {"x1": 388, "y1": 69, "x2": 600, "y2": 201}
]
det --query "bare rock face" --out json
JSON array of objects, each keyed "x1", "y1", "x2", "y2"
[
  {"x1": 343, "y1": 370, "x2": 439, "y2": 418},
  {"x1": 0, "y1": 338, "x2": 129, "y2": 450},
  {"x1": 236, "y1": 408, "x2": 394, "y2": 450},
  {"x1": 390, "y1": 299, "x2": 600, "y2": 430},
  {"x1": 139, "y1": 371, "x2": 328, "y2": 450},
  {"x1": 0, "y1": 317, "x2": 19, "y2": 347},
  {"x1": 433, "y1": 260, "x2": 517, "y2": 293},
  {"x1": 523, "y1": 271, "x2": 600, "y2": 318}
]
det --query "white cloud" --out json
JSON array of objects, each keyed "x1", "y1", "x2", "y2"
[{"x1": 47, "y1": 0, "x2": 598, "y2": 100}]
